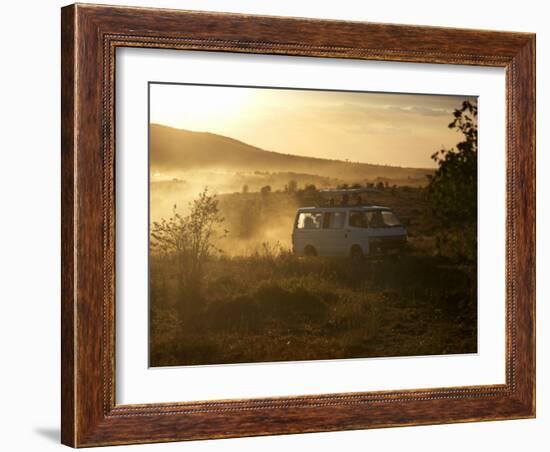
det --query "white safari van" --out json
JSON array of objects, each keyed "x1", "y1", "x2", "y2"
[{"x1": 292, "y1": 205, "x2": 407, "y2": 259}]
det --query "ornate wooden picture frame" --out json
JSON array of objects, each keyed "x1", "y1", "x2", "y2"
[{"x1": 61, "y1": 3, "x2": 535, "y2": 447}]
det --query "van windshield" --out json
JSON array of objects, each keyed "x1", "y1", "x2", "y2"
[
  {"x1": 367, "y1": 210, "x2": 401, "y2": 228},
  {"x1": 380, "y1": 210, "x2": 401, "y2": 227},
  {"x1": 349, "y1": 210, "x2": 402, "y2": 228}
]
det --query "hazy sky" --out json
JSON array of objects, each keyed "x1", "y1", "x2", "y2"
[{"x1": 150, "y1": 83, "x2": 476, "y2": 168}]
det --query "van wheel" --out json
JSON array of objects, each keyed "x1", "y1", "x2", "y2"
[
  {"x1": 304, "y1": 245, "x2": 317, "y2": 257},
  {"x1": 350, "y1": 245, "x2": 364, "y2": 261}
]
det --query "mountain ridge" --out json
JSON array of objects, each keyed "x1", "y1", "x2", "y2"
[{"x1": 150, "y1": 123, "x2": 433, "y2": 184}]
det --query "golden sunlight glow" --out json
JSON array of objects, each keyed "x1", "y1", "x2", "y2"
[
  {"x1": 149, "y1": 83, "x2": 476, "y2": 168},
  {"x1": 150, "y1": 84, "x2": 257, "y2": 130}
]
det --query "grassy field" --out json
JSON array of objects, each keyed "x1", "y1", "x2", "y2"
[{"x1": 149, "y1": 187, "x2": 477, "y2": 367}]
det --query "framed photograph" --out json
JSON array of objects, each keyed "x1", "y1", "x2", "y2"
[{"x1": 61, "y1": 4, "x2": 535, "y2": 447}]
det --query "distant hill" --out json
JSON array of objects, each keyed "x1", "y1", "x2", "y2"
[{"x1": 150, "y1": 124, "x2": 433, "y2": 185}]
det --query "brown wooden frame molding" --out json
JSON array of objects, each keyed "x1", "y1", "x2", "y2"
[{"x1": 61, "y1": 3, "x2": 535, "y2": 447}]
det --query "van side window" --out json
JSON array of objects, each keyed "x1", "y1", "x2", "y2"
[
  {"x1": 329, "y1": 211, "x2": 346, "y2": 229},
  {"x1": 322, "y1": 213, "x2": 331, "y2": 229},
  {"x1": 349, "y1": 211, "x2": 368, "y2": 228},
  {"x1": 366, "y1": 211, "x2": 385, "y2": 228},
  {"x1": 297, "y1": 212, "x2": 323, "y2": 229}
]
